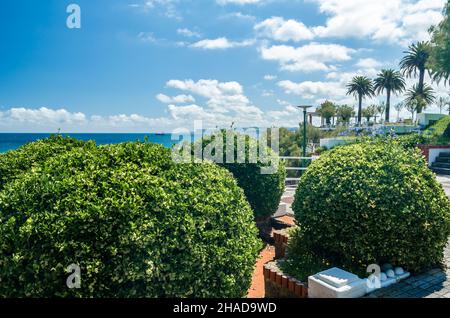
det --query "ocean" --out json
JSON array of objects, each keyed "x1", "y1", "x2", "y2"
[{"x1": 0, "y1": 133, "x2": 186, "y2": 153}]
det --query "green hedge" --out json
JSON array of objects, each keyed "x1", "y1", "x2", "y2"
[
  {"x1": 0, "y1": 135, "x2": 92, "y2": 191},
  {"x1": 0, "y1": 141, "x2": 261, "y2": 297},
  {"x1": 424, "y1": 115, "x2": 450, "y2": 144},
  {"x1": 195, "y1": 131, "x2": 285, "y2": 219},
  {"x1": 291, "y1": 141, "x2": 450, "y2": 273}
]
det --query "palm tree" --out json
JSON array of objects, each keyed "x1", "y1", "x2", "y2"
[
  {"x1": 394, "y1": 102, "x2": 404, "y2": 122},
  {"x1": 374, "y1": 69, "x2": 406, "y2": 122},
  {"x1": 404, "y1": 84, "x2": 436, "y2": 113},
  {"x1": 447, "y1": 94, "x2": 450, "y2": 115},
  {"x1": 376, "y1": 102, "x2": 386, "y2": 124},
  {"x1": 400, "y1": 41, "x2": 430, "y2": 113},
  {"x1": 346, "y1": 76, "x2": 375, "y2": 126},
  {"x1": 405, "y1": 99, "x2": 418, "y2": 123},
  {"x1": 437, "y1": 97, "x2": 447, "y2": 114}
]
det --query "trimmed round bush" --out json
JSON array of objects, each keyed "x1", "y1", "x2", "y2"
[
  {"x1": 291, "y1": 141, "x2": 450, "y2": 273},
  {"x1": 0, "y1": 141, "x2": 261, "y2": 297},
  {"x1": 195, "y1": 131, "x2": 285, "y2": 219},
  {"x1": 0, "y1": 135, "x2": 92, "y2": 191}
]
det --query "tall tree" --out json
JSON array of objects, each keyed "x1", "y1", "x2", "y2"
[
  {"x1": 437, "y1": 96, "x2": 449, "y2": 114},
  {"x1": 316, "y1": 101, "x2": 337, "y2": 126},
  {"x1": 376, "y1": 102, "x2": 386, "y2": 123},
  {"x1": 428, "y1": 1, "x2": 450, "y2": 85},
  {"x1": 405, "y1": 84, "x2": 436, "y2": 113},
  {"x1": 400, "y1": 41, "x2": 431, "y2": 114},
  {"x1": 346, "y1": 76, "x2": 375, "y2": 126},
  {"x1": 405, "y1": 98, "x2": 419, "y2": 123},
  {"x1": 374, "y1": 69, "x2": 406, "y2": 122},
  {"x1": 362, "y1": 105, "x2": 377, "y2": 123},
  {"x1": 336, "y1": 105, "x2": 355, "y2": 125},
  {"x1": 394, "y1": 102, "x2": 404, "y2": 122}
]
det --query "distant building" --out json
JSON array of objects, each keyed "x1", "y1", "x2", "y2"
[{"x1": 417, "y1": 113, "x2": 446, "y2": 127}]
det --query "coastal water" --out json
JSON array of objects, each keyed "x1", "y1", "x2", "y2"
[{"x1": 0, "y1": 133, "x2": 186, "y2": 153}]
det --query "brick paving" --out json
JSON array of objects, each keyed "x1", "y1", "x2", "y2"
[{"x1": 367, "y1": 237, "x2": 450, "y2": 298}]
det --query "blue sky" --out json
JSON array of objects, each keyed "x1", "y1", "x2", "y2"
[{"x1": 0, "y1": 0, "x2": 448, "y2": 132}]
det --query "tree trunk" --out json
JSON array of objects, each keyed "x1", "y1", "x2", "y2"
[
  {"x1": 357, "y1": 94, "x2": 362, "y2": 126},
  {"x1": 417, "y1": 69, "x2": 425, "y2": 114},
  {"x1": 385, "y1": 89, "x2": 391, "y2": 122}
]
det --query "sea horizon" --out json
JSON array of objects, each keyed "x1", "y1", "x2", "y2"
[{"x1": 0, "y1": 132, "x2": 189, "y2": 153}]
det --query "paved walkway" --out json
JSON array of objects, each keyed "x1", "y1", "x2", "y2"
[
  {"x1": 367, "y1": 238, "x2": 450, "y2": 298},
  {"x1": 437, "y1": 175, "x2": 450, "y2": 198}
]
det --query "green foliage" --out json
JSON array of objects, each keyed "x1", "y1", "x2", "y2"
[
  {"x1": 291, "y1": 141, "x2": 450, "y2": 273},
  {"x1": 280, "y1": 228, "x2": 330, "y2": 282},
  {"x1": 336, "y1": 105, "x2": 355, "y2": 124},
  {"x1": 428, "y1": 1, "x2": 450, "y2": 84},
  {"x1": 196, "y1": 130, "x2": 285, "y2": 219},
  {"x1": 424, "y1": 115, "x2": 450, "y2": 144},
  {"x1": 393, "y1": 134, "x2": 428, "y2": 149},
  {"x1": 346, "y1": 76, "x2": 375, "y2": 125},
  {"x1": 362, "y1": 105, "x2": 377, "y2": 122},
  {"x1": 0, "y1": 141, "x2": 261, "y2": 297},
  {"x1": 374, "y1": 69, "x2": 406, "y2": 122},
  {"x1": 0, "y1": 135, "x2": 92, "y2": 191},
  {"x1": 405, "y1": 84, "x2": 436, "y2": 111},
  {"x1": 316, "y1": 101, "x2": 337, "y2": 125},
  {"x1": 400, "y1": 41, "x2": 430, "y2": 79}
]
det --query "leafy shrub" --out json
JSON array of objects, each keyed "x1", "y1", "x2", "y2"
[
  {"x1": 424, "y1": 115, "x2": 450, "y2": 144},
  {"x1": 280, "y1": 228, "x2": 330, "y2": 282},
  {"x1": 291, "y1": 141, "x2": 450, "y2": 273},
  {"x1": 0, "y1": 141, "x2": 261, "y2": 297},
  {"x1": 443, "y1": 123, "x2": 450, "y2": 138},
  {"x1": 393, "y1": 133, "x2": 428, "y2": 149},
  {"x1": 0, "y1": 135, "x2": 92, "y2": 191},
  {"x1": 194, "y1": 130, "x2": 285, "y2": 219}
]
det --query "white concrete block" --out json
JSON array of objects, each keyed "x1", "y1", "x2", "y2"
[{"x1": 308, "y1": 268, "x2": 367, "y2": 298}]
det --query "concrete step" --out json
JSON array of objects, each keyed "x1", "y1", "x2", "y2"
[
  {"x1": 436, "y1": 157, "x2": 450, "y2": 163},
  {"x1": 439, "y1": 152, "x2": 450, "y2": 158},
  {"x1": 432, "y1": 167, "x2": 450, "y2": 175},
  {"x1": 432, "y1": 162, "x2": 450, "y2": 169}
]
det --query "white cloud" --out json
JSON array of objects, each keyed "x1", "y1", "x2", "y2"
[
  {"x1": 264, "y1": 74, "x2": 277, "y2": 81},
  {"x1": 130, "y1": 0, "x2": 181, "y2": 20},
  {"x1": 255, "y1": 17, "x2": 315, "y2": 42},
  {"x1": 309, "y1": 0, "x2": 445, "y2": 45},
  {"x1": 190, "y1": 37, "x2": 255, "y2": 49},
  {"x1": 217, "y1": 0, "x2": 265, "y2": 5},
  {"x1": 278, "y1": 80, "x2": 346, "y2": 100},
  {"x1": 355, "y1": 58, "x2": 382, "y2": 69},
  {"x1": 221, "y1": 12, "x2": 257, "y2": 21},
  {"x1": 260, "y1": 43, "x2": 355, "y2": 72},
  {"x1": 165, "y1": 79, "x2": 263, "y2": 121},
  {"x1": 7, "y1": 107, "x2": 86, "y2": 125},
  {"x1": 177, "y1": 28, "x2": 201, "y2": 38},
  {"x1": 156, "y1": 94, "x2": 196, "y2": 104},
  {"x1": 138, "y1": 32, "x2": 158, "y2": 43}
]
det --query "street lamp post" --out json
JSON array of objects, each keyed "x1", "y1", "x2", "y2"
[{"x1": 297, "y1": 105, "x2": 313, "y2": 158}]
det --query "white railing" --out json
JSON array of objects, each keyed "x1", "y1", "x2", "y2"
[{"x1": 280, "y1": 156, "x2": 316, "y2": 186}]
